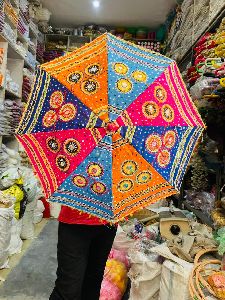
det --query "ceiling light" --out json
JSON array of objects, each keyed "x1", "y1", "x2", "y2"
[{"x1": 93, "y1": 0, "x2": 100, "y2": 8}]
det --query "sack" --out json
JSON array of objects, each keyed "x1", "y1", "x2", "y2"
[
  {"x1": 8, "y1": 218, "x2": 23, "y2": 255},
  {"x1": 159, "y1": 260, "x2": 193, "y2": 300},
  {"x1": 128, "y1": 249, "x2": 161, "y2": 300},
  {"x1": 0, "y1": 205, "x2": 14, "y2": 268},
  {"x1": 151, "y1": 243, "x2": 193, "y2": 300},
  {"x1": 20, "y1": 199, "x2": 37, "y2": 240},
  {"x1": 128, "y1": 261, "x2": 161, "y2": 300},
  {"x1": 113, "y1": 225, "x2": 135, "y2": 253}
]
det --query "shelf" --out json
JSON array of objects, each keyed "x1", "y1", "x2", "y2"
[
  {"x1": 178, "y1": 6, "x2": 225, "y2": 69},
  {"x1": 183, "y1": 201, "x2": 214, "y2": 228}
]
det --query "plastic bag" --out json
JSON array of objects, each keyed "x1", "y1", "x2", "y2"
[
  {"x1": 214, "y1": 227, "x2": 225, "y2": 256},
  {"x1": 113, "y1": 225, "x2": 136, "y2": 253},
  {"x1": 0, "y1": 205, "x2": 14, "y2": 268},
  {"x1": 128, "y1": 244, "x2": 162, "y2": 300},
  {"x1": 8, "y1": 217, "x2": 23, "y2": 255},
  {"x1": 185, "y1": 190, "x2": 215, "y2": 216},
  {"x1": 100, "y1": 278, "x2": 122, "y2": 300}
]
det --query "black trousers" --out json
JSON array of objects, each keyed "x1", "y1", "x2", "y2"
[{"x1": 50, "y1": 222, "x2": 117, "y2": 300}]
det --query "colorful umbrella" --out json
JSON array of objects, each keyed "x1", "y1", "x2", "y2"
[{"x1": 16, "y1": 33, "x2": 205, "y2": 223}]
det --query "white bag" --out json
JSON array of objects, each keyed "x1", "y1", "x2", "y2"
[
  {"x1": 113, "y1": 225, "x2": 135, "y2": 253},
  {"x1": 50, "y1": 202, "x2": 61, "y2": 219},
  {"x1": 0, "y1": 205, "x2": 14, "y2": 268},
  {"x1": 159, "y1": 260, "x2": 193, "y2": 300},
  {"x1": 128, "y1": 250, "x2": 161, "y2": 300},
  {"x1": 151, "y1": 243, "x2": 193, "y2": 300},
  {"x1": 8, "y1": 218, "x2": 23, "y2": 256},
  {"x1": 21, "y1": 199, "x2": 37, "y2": 240}
]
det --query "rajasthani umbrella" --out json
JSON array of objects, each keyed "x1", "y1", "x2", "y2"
[{"x1": 16, "y1": 33, "x2": 205, "y2": 223}]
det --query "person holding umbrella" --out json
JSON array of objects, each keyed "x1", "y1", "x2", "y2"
[{"x1": 16, "y1": 33, "x2": 204, "y2": 300}]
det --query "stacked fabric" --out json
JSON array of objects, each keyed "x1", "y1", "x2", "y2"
[
  {"x1": 17, "y1": 12, "x2": 29, "y2": 39},
  {"x1": 25, "y1": 51, "x2": 36, "y2": 69},
  {"x1": 19, "y1": 0, "x2": 30, "y2": 24},
  {"x1": 15, "y1": 40, "x2": 27, "y2": 58},
  {"x1": 209, "y1": 0, "x2": 225, "y2": 20},
  {"x1": 165, "y1": 0, "x2": 224, "y2": 61},
  {"x1": 1, "y1": 22, "x2": 17, "y2": 45},
  {"x1": 36, "y1": 40, "x2": 44, "y2": 63},
  {"x1": 3, "y1": 1, "x2": 19, "y2": 27},
  {"x1": 0, "y1": 146, "x2": 10, "y2": 175},
  {"x1": 0, "y1": 10, "x2": 4, "y2": 32},
  {"x1": 5, "y1": 69, "x2": 20, "y2": 96},
  {"x1": 22, "y1": 68, "x2": 34, "y2": 102},
  {"x1": 0, "y1": 100, "x2": 23, "y2": 136},
  {"x1": 43, "y1": 50, "x2": 64, "y2": 62}
]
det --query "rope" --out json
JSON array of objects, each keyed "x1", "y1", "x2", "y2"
[{"x1": 189, "y1": 248, "x2": 221, "y2": 300}]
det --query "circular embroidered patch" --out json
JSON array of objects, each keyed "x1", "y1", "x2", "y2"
[
  {"x1": 59, "y1": 103, "x2": 77, "y2": 122},
  {"x1": 154, "y1": 85, "x2": 167, "y2": 103},
  {"x1": 56, "y1": 155, "x2": 70, "y2": 172},
  {"x1": 157, "y1": 150, "x2": 170, "y2": 168},
  {"x1": 142, "y1": 101, "x2": 159, "y2": 119},
  {"x1": 113, "y1": 63, "x2": 128, "y2": 75},
  {"x1": 118, "y1": 179, "x2": 134, "y2": 192},
  {"x1": 87, "y1": 163, "x2": 104, "y2": 177},
  {"x1": 81, "y1": 79, "x2": 99, "y2": 94},
  {"x1": 43, "y1": 110, "x2": 57, "y2": 127},
  {"x1": 91, "y1": 182, "x2": 107, "y2": 195},
  {"x1": 72, "y1": 175, "x2": 88, "y2": 188},
  {"x1": 116, "y1": 79, "x2": 132, "y2": 93},
  {"x1": 122, "y1": 161, "x2": 138, "y2": 176},
  {"x1": 64, "y1": 138, "x2": 80, "y2": 156},
  {"x1": 46, "y1": 137, "x2": 60, "y2": 153},
  {"x1": 85, "y1": 64, "x2": 101, "y2": 76},
  {"x1": 132, "y1": 70, "x2": 147, "y2": 82},
  {"x1": 50, "y1": 91, "x2": 64, "y2": 109},
  {"x1": 163, "y1": 131, "x2": 176, "y2": 149},
  {"x1": 145, "y1": 134, "x2": 162, "y2": 153},
  {"x1": 137, "y1": 171, "x2": 152, "y2": 184},
  {"x1": 162, "y1": 104, "x2": 174, "y2": 122},
  {"x1": 67, "y1": 71, "x2": 83, "y2": 84}
]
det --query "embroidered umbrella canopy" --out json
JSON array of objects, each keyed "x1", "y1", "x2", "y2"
[{"x1": 16, "y1": 33, "x2": 204, "y2": 223}]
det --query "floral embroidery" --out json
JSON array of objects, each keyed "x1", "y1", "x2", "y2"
[
  {"x1": 64, "y1": 138, "x2": 81, "y2": 156},
  {"x1": 142, "y1": 101, "x2": 159, "y2": 119},
  {"x1": 145, "y1": 134, "x2": 162, "y2": 153},
  {"x1": 67, "y1": 71, "x2": 83, "y2": 84},
  {"x1": 91, "y1": 182, "x2": 107, "y2": 195},
  {"x1": 122, "y1": 161, "x2": 138, "y2": 176},
  {"x1": 81, "y1": 79, "x2": 99, "y2": 94},
  {"x1": 59, "y1": 103, "x2": 77, "y2": 122},
  {"x1": 56, "y1": 155, "x2": 70, "y2": 172},
  {"x1": 116, "y1": 79, "x2": 133, "y2": 93},
  {"x1": 46, "y1": 137, "x2": 60, "y2": 153},
  {"x1": 50, "y1": 91, "x2": 64, "y2": 109},
  {"x1": 73, "y1": 175, "x2": 88, "y2": 187},
  {"x1": 132, "y1": 70, "x2": 147, "y2": 82},
  {"x1": 162, "y1": 104, "x2": 174, "y2": 122},
  {"x1": 43, "y1": 110, "x2": 57, "y2": 127},
  {"x1": 163, "y1": 131, "x2": 176, "y2": 149},
  {"x1": 87, "y1": 163, "x2": 104, "y2": 177},
  {"x1": 137, "y1": 171, "x2": 152, "y2": 184},
  {"x1": 118, "y1": 179, "x2": 134, "y2": 192},
  {"x1": 157, "y1": 150, "x2": 170, "y2": 167},
  {"x1": 85, "y1": 64, "x2": 101, "y2": 76},
  {"x1": 154, "y1": 85, "x2": 167, "y2": 103},
  {"x1": 113, "y1": 63, "x2": 129, "y2": 75}
]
